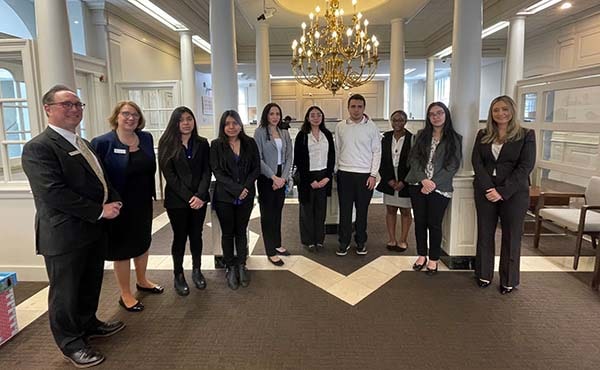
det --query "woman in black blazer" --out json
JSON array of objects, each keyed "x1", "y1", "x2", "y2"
[
  {"x1": 92, "y1": 101, "x2": 161, "y2": 312},
  {"x1": 158, "y1": 106, "x2": 211, "y2": 296},
  {"x1": 472, "y1": 95, "x2": 536, "y2": 294},
  {"x1": 293, "y1": 106, "x2": 335, "y2": 251},
  {"x1": 210, "y1": 110, "x2": 260, "y2": 290},
  {"x1": 376, "y1": 110, "x2": 413, "y2": 252}
]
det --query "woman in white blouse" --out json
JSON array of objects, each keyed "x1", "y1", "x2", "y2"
[
  {"x1": 293, "y1": 106, "x2": 335, "y2": 251},
  {"x1": 376, "y1": 110, "x2": 413, "y2": 252}
]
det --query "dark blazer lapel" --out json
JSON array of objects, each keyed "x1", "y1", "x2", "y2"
[{"x1": 45, "y1": 127, "x2": 98, "y2": 178}]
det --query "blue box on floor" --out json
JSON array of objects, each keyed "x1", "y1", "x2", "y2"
[{"x1": 0, "y1": 272, "x2": 19, "y2": 346}]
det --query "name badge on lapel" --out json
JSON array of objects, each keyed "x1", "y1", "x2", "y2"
[
  {"x1": 68, "y1": 150, "x2": 81, "y2": 156},
  {"x1": 113, "y1": 148, "x2": 127, "y2": 154}
]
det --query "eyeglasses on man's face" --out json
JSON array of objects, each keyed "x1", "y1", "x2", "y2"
[{"x1": 47, "y1": 101, "x2": 86, "y2": 110}]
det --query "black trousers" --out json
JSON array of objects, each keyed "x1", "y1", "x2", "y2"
[
  {"x1": 475, "y1": 188, "x2": 529, "y2": 287},
  {"x1": 299, "y1": 169, "x2": 328, "y2": 246},
  {"x1": 257, "y1": 168, "x2": 286, "y2": 257},
  {"x1": 166, "y1": 206, "x2": 207, "y2": 274},
  {"x1": 409, "y1": 185, "x2": 450, "y2": 261},
  {"x1": 337, "y1": 171, "x2": 373, "y2": 246},
  {"x1": 214, "y1": 199, "x2": 254, "y2": 267},
  {"x1": 44, "y1": 241, "x2": 105, "y2": 354}
]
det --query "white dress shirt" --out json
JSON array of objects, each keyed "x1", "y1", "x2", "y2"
[{"x1": 308, "y1": 130, "x2": 329, "y2": 171}]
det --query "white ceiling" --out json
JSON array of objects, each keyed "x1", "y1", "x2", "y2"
[{"x1": 104, "y1": 0, "x2": 600, "y2": 79}]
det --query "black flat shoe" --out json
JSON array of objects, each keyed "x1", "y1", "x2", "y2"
[
  {"x1": 174, "y1": 273, "x2": 190, "y2": 296},
  {"x1": 238, "y1": 264, "x2": 250, "y2": 288},
  {"x1": 500, "y1": 286, "x2": 514, "y2": 295},
  {"x1": 63, "y1": 347, "x2": 104, "y2": 368},
  {"x1": 412, "y1": 258, "x2": 427, "y2": 271},
  {"x1": 275, "y1": 248, "x2": 291, "y2": 256},
  {"x1": 192, "y1": 268, "x2": 207, "y2": 290},
  {"x1": 118, "y1": 297, "x2": 144, "y2": 312},
  {"x1": 477, "y1": 279, "x2": 491, "y2": 288},
  {"x1": 136, "y1": 283, "x2": 164, "y2": 294},
  {"x1": 268, "y1": 256, "x2": 284, "y2": 266}
]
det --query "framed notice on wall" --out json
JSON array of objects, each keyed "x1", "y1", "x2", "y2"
[{"x1": 202, "y1": 96, "x2": 213, "y2": 115}]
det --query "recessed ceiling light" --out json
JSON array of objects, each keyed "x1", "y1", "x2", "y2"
[
  {"x1": 73, "y1": 20, "x2": 80, "y2": 24},
  {"x1": 560, "y1": 2, "x2": 572, "y2": 10},
  {"x1": 517, "y1": 0, "x2": 562, "y2": 15}
]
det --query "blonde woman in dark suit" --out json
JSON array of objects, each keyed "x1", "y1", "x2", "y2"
[{"x1": 472, "y1": 95, "x2": 536, "y2": 294}]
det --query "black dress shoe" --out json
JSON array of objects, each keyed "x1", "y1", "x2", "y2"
[
  {"x1": 136, "y1": 283, "x2": 164, "y2": 294},
  {"x1": 174, "y1": 273, "x2": 190, "y2": 296},
  {"x1": 238, "y1": 264, "x2": 250, "y2": 288},
  {"x1": 226, "y1": 266, "x2": 239, "y2": 290},
  {"x1": 85, "y1": 320, "x2": 125, "y2": 339},
  {"x1": 268, "y1": 256, "x2": 284, "y2": 266},
  {"x1": 118, "y1": 297, "x2": 144, "y2": 312},
  {"x1": 500, "y1": 286, "x2": 514, "y2": 295},
  {"x1": 63, "y1": 347, "x2": 104, "y2": 368},
  {"x1": 275, "y1": 248, "x2": 291, "y2": 256},
  {"x1": 192, "y1": 268, "x2": 207, "y2": 290},
  {"x1": 387, "y1": 244, "x2": 408, "y2": 253},
  {"x1": 477, "y1": 279, "x2": 491, "y2": 288},
  {"x1": 412, "y1": 258, "x2": 427, "y2": 271}
]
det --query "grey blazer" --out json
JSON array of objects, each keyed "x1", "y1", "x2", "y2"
[
  {"x1": 405, "y1": 131, "x2": 463, "y2": 193},
  {"x1": 254, "y1": 125, "x2": 293, "y2": 181}
]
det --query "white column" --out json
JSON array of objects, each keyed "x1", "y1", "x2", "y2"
[
  {"x1": 426, "y1": 57, "x2": 435, "y2": 105},
  {"x1": 210, "y1": 0, "x2": 238, "y2": 135},
  {"x1": 85, "y1": 1, "x2": 108, "y2": 60},
  {"x1": 256, "y1": 22, "x2": 271, "y2": 111},
  {"x1": 443, "y1": 0, "x2": 482, "y2": 266},
  {"x1": 389, "y1": 18, "x2": 405, "y2": 113},
  {"x1": 35, "y1": 0, "x2": 76, "y2": 91},
  {"x1": 179, "y1": 31, "x2": 197, "y2": 111},
  {"x1": 504, "y1": 16, "x2": 525, "y2": 98}
]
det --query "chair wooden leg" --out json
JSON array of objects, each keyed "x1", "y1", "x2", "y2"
[
  {"x1": 573, "y1": 230, "x2": 584, "y2": 270},
  {"x1": 533, "y1": 216, "x2": 542, "y2": 249}
]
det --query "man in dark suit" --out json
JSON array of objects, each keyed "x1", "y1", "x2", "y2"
[{"x1": 22, "y1": 85, "x2": 125, "y2": 368}]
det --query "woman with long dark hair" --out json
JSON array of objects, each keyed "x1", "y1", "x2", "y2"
[
  {"x1": 158, "y1": 106, "x2": 211, "y2": 296},
  {"x1": 472, "y1": 95, "x2": 536, "y2": 294},
  {"x1": 405, "y1": 102, "x2": 462, "y2": 275},
  {"x1": 91, "y1": 101, "x2": 161, "y2": 312},
  {"x1": 210, "y1": 110, "x2": 260, "y2": 290},
  {"x1": 293, "y1": 106, "x2": 335, "y2": 251},
  {"x1": 376, "y1": 109, "x2": 413, "y2": 252},
  {"x1": 254, "y1": 103, "x2": 293, "y2": 266}
]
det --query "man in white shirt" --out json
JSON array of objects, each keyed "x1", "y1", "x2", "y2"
[
  {"x1": 21, "y1": 85, "x2": 124, "y2": 368},
  {"x1": 335, "y1": 94, "x2": 381, "y2": 256}
]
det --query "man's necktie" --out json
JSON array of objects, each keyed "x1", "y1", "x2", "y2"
[{"x1": 75, "y1": 135, "x2": 108, "y2": 204}]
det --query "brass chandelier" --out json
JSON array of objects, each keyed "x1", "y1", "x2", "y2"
[{"x1": 290, "y1": 0, "x2": 379, "y2": 95}]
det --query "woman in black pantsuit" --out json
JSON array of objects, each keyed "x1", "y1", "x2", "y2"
[
  {"x1": 472, "y1": 95, "x2": 536, "y2": 294},
  {"x1": 158, "y1": 106, "x2": 211, "y2": 296},
  {"x1": 210, "y1": 110, "x2": 260, "y2": 290},
  {"x1": 294, "y1": 106, "x2": 335, "y2": 251}
]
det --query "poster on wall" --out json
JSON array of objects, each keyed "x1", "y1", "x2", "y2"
[{"x1": 202, "y1": 96, "x2": 213, "y2": 115}]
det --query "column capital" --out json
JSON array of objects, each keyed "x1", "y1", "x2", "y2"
[
  {"x1": 509, "y1": 15, "x2": 526, "y2": 22},
  {"x1": 83, "y1": 0, "x2": 105, "y2": 11},
  {"x1": 256, "y1": 22, "x2": 270, "y2": 30},
  {"x1": 390, "y1": 18, "x2": 405, "y2": 25},
  {"x1": 178, "y1": 30, "x2": 192, "y2": 36}
]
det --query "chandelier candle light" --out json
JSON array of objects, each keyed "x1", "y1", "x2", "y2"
[{"x1": 291, "y1": 0, "x2": 379, "y2": 95}]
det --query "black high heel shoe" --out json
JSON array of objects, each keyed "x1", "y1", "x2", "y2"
[
  {"x1": 477, "y1": 279, "x2": 491, "y2": 288},
  {"x1": 425, "y1": 261, "x2": 438, "y2": 276},
  {"x1": 412, "y1": 258, "x2": 427, "y2": 271},
  {"x1": 500, "y1": 286, "x2": 514, "y2": 295}
]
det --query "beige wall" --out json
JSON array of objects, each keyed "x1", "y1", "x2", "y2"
[
  {"x1": 525, "y1": 13, "x2": 600, "y2": 77},
  {"x1": 270, "y1": 80, "x2": 386, "y2": 121}
]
